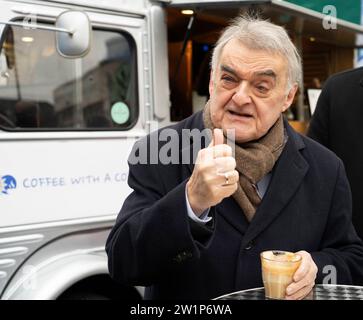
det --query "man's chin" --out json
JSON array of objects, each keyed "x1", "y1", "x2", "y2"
[
  {"x1": 221, "y1": 124, "x2": 255, "y2": 144},
  {"x1": 229, "y1": 131, "x2": 256, "y2": 144},
  {"x1": 235, "y1": 136, "x2": 255, "y2": 144}
]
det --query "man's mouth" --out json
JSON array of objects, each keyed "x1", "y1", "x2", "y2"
[{"x1": 227, "y1": 110, "x2": 253, "y2": 118}]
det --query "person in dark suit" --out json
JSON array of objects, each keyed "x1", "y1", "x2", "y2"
[
  {"x1": 106, "y1": 15, "x2": 363, "y2": 300},
  {"x1": 308, "y1": 67, "x2": 363, "y2": 241}
]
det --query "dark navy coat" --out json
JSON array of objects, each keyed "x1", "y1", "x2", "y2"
[
  {"x1": 106, "y1": 111, "x2": 363, "y2": 300},
  {"x1": 308, "y1": 67, "x2": 363, "y2": 241}
]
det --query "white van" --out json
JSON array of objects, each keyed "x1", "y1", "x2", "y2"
[
  {"x1": 1, "y1": 0, "x2": 362, "y2": 300},
  {"x1": 0, "y1": 0, "x2": 163, "y2": 300}
]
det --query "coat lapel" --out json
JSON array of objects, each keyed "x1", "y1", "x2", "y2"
[{"x1": 241, "y1": 123, "x2": 309, "y2": 247}]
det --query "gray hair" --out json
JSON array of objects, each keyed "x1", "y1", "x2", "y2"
[{"x1": 211, "y1": 15, "x2": 302, "y2": 90}]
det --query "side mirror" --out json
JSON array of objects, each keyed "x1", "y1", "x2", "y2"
[{"x1": 55, "y1": 10, "x2": 91, "y2": 58}]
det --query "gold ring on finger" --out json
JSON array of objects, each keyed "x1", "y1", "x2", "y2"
[{"x1": 224, "y1": 172, "x2": 229, "y2": 185}]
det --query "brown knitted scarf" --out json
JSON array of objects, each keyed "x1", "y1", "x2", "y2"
[{"x1": 203, "y1": 102, "x2": 286, "y2": 222}]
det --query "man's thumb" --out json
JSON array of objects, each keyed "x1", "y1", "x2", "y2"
[{"x1": 213, "y1": 128, "x2": 224, "y2": 145}]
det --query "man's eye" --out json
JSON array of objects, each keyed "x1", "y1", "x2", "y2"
[
  {"x1": 221, "y1": 76, "x2": 236, "y2": 83},
  {"x1": 256, "y1": 85, "x2": 269, "y2": 93}
]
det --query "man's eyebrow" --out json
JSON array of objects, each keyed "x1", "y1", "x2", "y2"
[
  {"x1": 220, "y1": 65, "x2": 277, "y2": 80},
  {"x1": 253, "y1": 70, "x2": 277, "y2": 79},
  {"x1": 220, "y1": 65, "x2": 239, "y2": 77}
]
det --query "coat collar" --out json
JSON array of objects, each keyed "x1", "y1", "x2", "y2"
[{"x1": 182, "y1": 112, "x2": 309, "y2": 240}]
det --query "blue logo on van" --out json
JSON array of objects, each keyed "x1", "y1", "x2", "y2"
[{"x1": 1, "y1": 175, "x2": 17, "y2": 195}]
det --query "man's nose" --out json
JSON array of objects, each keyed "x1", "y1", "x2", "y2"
[{"x1": 232, "y1": 82, "x2": 252, "y2": 105}]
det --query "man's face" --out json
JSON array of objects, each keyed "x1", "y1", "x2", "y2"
[{"x1": 209, "y1": 39, "x2": 298, "y2": 143}]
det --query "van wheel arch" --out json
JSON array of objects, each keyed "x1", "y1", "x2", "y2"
[{"x1": 57, "y1": 274, "x2": 143, "y2": 300}]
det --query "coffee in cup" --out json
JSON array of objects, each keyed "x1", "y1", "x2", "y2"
[{"x1": 260, "y1": 250, "x2": 302, "y2": 300}]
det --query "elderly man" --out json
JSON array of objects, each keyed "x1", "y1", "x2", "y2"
[{"x1": 106, "y1": 16, "x2": 363, "y2": 300}]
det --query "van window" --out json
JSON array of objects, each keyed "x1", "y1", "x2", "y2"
[{"x1": 0, "y1": 25, "x2": 138, "y2": 130}]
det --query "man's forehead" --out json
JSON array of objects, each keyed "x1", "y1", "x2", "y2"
[{"x1": 219, "y1": 40, "x2": 287, "y2": 74}]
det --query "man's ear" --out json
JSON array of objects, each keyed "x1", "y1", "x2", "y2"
[
  {"x1": 209, "y1": 70, "x2": 214, "y2": 96},
  {"x1": 282, "y1": 83, "x2": 298, "y2": 112}
]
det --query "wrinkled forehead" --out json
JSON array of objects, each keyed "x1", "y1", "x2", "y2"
[{"x1": 216, "y1": 39, "x2": 289, "y2": 79}]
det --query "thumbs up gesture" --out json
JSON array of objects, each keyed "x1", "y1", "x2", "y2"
[{"x1": 186, "y1": 128, "x2": 239, "y2": 216}]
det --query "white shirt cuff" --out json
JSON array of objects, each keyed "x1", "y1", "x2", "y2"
[{"x1": 185, "y1": 186, "x2": 212, "y2": 224}]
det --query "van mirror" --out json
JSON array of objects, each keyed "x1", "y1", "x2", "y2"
[{"x1": 55, "y1": 10, "x2": 91, "y2": 58}]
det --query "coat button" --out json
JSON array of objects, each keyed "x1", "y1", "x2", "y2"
[
  {"x1": 173, "y1": 254, "x2": 183, "y2": 263},
  {"x1": 181, "y1": 251, "x2": 193, "y2": 259},
  {"x1": 173, "y1": 251, "x2": 193, "y2": 263},
  {"x1": 244, "y1": 241, "x2": 254, "y2": 250}
]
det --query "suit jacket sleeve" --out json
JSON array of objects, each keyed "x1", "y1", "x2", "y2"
[
  {"x1": 105, "y1": 139, "x2": 215, "y2": 286},
  {"x1": 311, "y1": 160, "x2": 363, "y2": 285}
]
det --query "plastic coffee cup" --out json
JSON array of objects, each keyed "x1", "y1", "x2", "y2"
[{"x1": 260, "y1": 250, "x2": 302, "y2": 300}]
